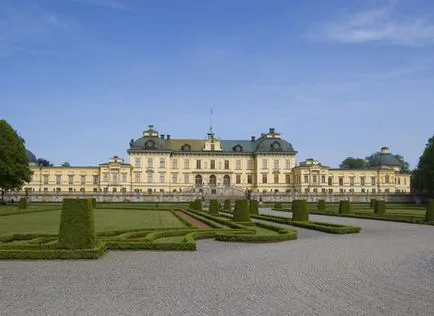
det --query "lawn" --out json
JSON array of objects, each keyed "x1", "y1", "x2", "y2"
[{"x1": 0, "y1": 208, "x2": 187, "y2": 236}]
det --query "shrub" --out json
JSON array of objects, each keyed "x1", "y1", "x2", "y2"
[
  {"x1": 18, "y1": 198, "x2": 28, "y2": 209},
  {"x1": 190, "y1": 199, "x2": 202, "y2": 211},
  {"x1": 274, "y1": 202, "x2": 283, "y2": 210},
  {"x1": 339, "y1": 200, "x2": 350, "y2": 214},
  {"x1": 374, "y1": 200, "x2": 386, "y2": 215},
  {"x1": 370, "y1": 198, "x2": 376, "y2": 208},
  {"x1": 317, "y1": 199, "x2": 326, "y2": 211},
  {"x1": 209, "y1": 199, "x2": 219, "y2": 215},
  {"x1": 292, "y1": 199, "x2": 309, "y2": 221},
  {"x1": 58, "y1": 199, "x2": 96, "y2": 250},
  {"x1": 425, "y1": 200, "x2": 434, "y2": 222},
  {"x1": 91, "y1": 198, "x2": 97, "y2": 209},
  {"x1": 233, "y1": 199, "x2": 250, "y2": 222},
  {"x1": 223, "y1": 199, "x2": 231, "y2": 210},
  {"x1": 249, "y1": 200, "x2": 259, "y2": 214}
]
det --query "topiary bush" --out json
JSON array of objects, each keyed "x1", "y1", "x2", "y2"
[
  {"x1": 317, "y1": 199, "x2": 326, "y2": 211},
  {"x1": 339, "y1": 200, "x2": 350, "y2": 214},
  {"x1": 274, "y1": 202, "x2": 282, "y2": 210},
  {"x1": 233, "y1": 199, "x2": 250, "y2": 222},
  {"x1": 91, "y1": 198, "x2": 97, "y2": 209},
  {"x1": 425, "y1": 199, "x2": 434, "y2": 222},
  {"x1": 58, "y1": 199, "x2": 96, "y2": 250},
  {"x1": 190, "y1": 199, "x2": 202, "y2": 211},
  {"x1": 292, "y1": 199, "x2": 309, "y2": 221},
  {"x1": 18, "y1": 197, "x2": 28, "y2": 209},
  {"x1": 374, "y1": 200, "x2": 386, "y2": 215},
  {"x1": 223, "y1": 199, "x2": 231, "y2": 210},
  {"x1": 370, "y1": 199, "x2": 376, "y2": 209},
  {"x1": 249, "y1": 199, "x2": 259, "y2": 215},
  {"x1": 209, "y1": 199, "x2": 219, "y2": 215}
]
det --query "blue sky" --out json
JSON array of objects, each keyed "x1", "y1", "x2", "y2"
[{"x1": 1, "y1": 0, "x2": 434, "y2": 168}]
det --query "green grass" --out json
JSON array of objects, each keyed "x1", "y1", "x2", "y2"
[{"x1": 0, "y1": 208, "x2": 187, "y2": 236}]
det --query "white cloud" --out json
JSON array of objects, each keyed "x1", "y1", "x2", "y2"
[{"x1": 310, "y1": 2, "x2": 434, "y2": 45}]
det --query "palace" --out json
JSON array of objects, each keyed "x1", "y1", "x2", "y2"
[{"x1": 24, "y1": 125, "x2": 411, "y2": 195}]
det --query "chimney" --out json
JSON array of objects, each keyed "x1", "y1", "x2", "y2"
[
  {"x1": 166, "y1": 135, "x2": 171, "y2": 140},
  {"x1": 261, "y1": 133, "x2": 265, "y2": 137},
  {"x1": 251, "y1": 136, "x2": 256, "y2": 141},
  {"x1": 380, "y1": 147, "x2": 390, "y2": 154},
  {"x1": 160, "y1": 134, "x2": 165, "y2": 139},
  {"x1": 269, "y1": 128, "x2": 275, "y2": 134}
]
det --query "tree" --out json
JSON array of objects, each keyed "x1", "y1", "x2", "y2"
[
  {"x1": 339, "y1": 157, "x2": 367, "y2": 169},
  {"x1": 413, "y1": 135, "x2": 434, "y2": 195},
  {"x1": 37, "y1": 158, "x2": 53, "y2": 167},
  {"x1": 365, "y1": 152, "x2": 410, "y2": 173},
  {"x1": 61, "y1": 162, "x2": 71, "y2": 167},
  {"x1": 0, "y1": 120, "x2": 32, "y2": 202}
]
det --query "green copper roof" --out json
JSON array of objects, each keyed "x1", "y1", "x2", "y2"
[{"x1": 370, "y1": 153, "x2": 401, "y2": 167}]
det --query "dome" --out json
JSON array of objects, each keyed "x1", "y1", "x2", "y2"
[
  {"x1": 26, "y1": 149, "x2": 37, "y2": 164},
  {"x1": 255, "y1": 138, "x2": 296, "y2": 153},
  {"x1": 370, "y1": 147, "x2": 401, "y2": 167}
]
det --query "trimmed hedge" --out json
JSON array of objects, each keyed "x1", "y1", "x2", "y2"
[
  {"x1": 274, "y1": 202, "x2": 283, "y2": 210},
  {"x1": 223, "y1": 199, "x2": 231, "y2": 210},
  {"x1": 58, "y1": 199, "x2": 96, "y2": 250},
  {"x1": 426, "y1": 199, "x2": 434, "y2": 222},
  {"x1": 317, "y1": 199, "x2": 326, "y2": 211},
  {"x1": 370, "y1": 199, "x2": 376, "y2": 209},
  {"x1": 209, "y1": 199, "x2": 219, "y2": 215},
  {"x1": 249, "y1": 200, "x2": 259, "y2": 215},
  {"x1": 292, "y1": 199, "x2": 309, "y2": 221},
  {"x1": 339, "y1": 200, "x2": 350, "y2": 214},
  {"x1": 374, "y1": 200, "x2": 386, "y2": 215},
  {"x1": 18, "y1": 198, "x2": 28, "y2": 209},
  {"x1": 91, "y1": 198, "x2": 97, "y2": 209},
  {"x1": 234, "y1": 200, "x2": 250, "y2": 222}
]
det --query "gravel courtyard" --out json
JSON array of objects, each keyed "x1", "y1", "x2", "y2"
[{"x1": 0, "y1": 209, "x2": 433, "y2": 316}]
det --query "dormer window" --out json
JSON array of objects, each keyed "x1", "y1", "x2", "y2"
[
  {"x1": 233, "y1": 145, "x2": 243, "y2": 152},
  {"x1": 181, "y1": 144, "x2": 191, "y2": 151},
  {"x1": 271, "y1": 141, "x2": 281, "y2": 151},
  {"x1": 145, "y1": 140, "x2": 156, "y2": 149}
]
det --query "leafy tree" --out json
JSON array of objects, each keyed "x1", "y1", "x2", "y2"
[
  {"x1": 37, "y1": 158, "x2": 53, "y2": 167},
  {"x1": 0, "y1": 120, "x2": 32, "y2": 202},
  {"x1": 61, "y1": 162, "x2": 71, "y2": 167},
  {"x1": 339, "y1": 157, "x2": 366, "y2": 169},
  {"x1": 365, "y1": 152, "x2": 410, "y2": 173},
  {"x1": 413, "y1": 135, "x2": 434, "y2": 195}
]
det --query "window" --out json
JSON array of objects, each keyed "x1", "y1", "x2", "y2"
[
  {"x1": 184, "y1": 174, "x2": 189, "y2": 184},
  {"x1": 184, "y1": 159, "x2": 190, "y2": 169},
  {"x1": 385, "y1": 175, "x2": 390, "y2": 184},
  {"x1": 312, "y1": 175, "x2": 317, "y2": 183},
  {"x1": 328, "y1": 189, "x2": 333, "y2": 193},
  {"x1": 135, "y1": 158, "x2": 141, "y2": 168},
  {"x1": 349, "y1": 189, "x2": 354, "y2": 193},
  {"x1": 112, "y1": 188, "x2": 117, "y2": 193},
  {"x1": 274, "y1": 174, "x2": 279, "y2": 184},
  {"x1": 236, "y1": 174, "x2": 241, "y2": 184},
  {"x1": 321, "y1": 188, "x2": 326, "y2": 193},
  {"x1": 80, "y1": 188, "x2": 85, "y2": 192},
  {"x1": 68, "y1": 175, "x2": 74, "y2": 185},
  {"x1": 211, "y1": 144, "x2": 215, "y2": 151},
  {"x1": 81, "y1": 175, "x2": 86, "y2": 185},
  {"x1": 147, "y1": 173, "x2": 152, "y2": 183},
  {"x1": 361, "y1": 188, "x2": 365, "y2": 193},
  {"x1": 211, "y1": 160, "x2": 216, "y2": 170},
  {"x1": 262, "y1": 159, "x2": 268, "y2": 169},
  {"x1": 385, "y1": 189, "x2": 390, "y2": 193},
  {"x1": 43, "y1": 187, "x2": 48, "y2": 192},
  {"x1": 56, "y1": 175, "x2": 61, "y2": 185},
  {"x1": 339, "y1": 177, "x2": 344, "y2": 186},
  {"x1": 236, "y1": 160, "x2": 241, "y2": 170},
  {"x1": 404, "y1": 178, "x2": 407, "y2": 185},
  {"x1": 93, "y1": 175, "x2": 99, "y2": 185},
  {"x1": 135, "y1": 173, "x2": 141, "y2": 183},
  {"x1": 159, "y1": 174, "x2": 165, "y2": 183},
  {"x1": 262, "y1": 174, "x2": 267, "y2": 183},
  {"x1": 285, "y1": 159, "x2": 291, "y2": 169},
  {"x1": 371, "y1": 177, "x2": 376, "y2": 185},
  {"x1": 233, "y1": 145, "x2": 243, "y2": 152},
  {"x1": 247, "y1": 174, "x2": 253, "y2": 184},
  {"x1": 349, "y1": 177, "x2": 354, "y2": 186},
  {"x1": 372, "y1": 188, "x2": 376, "y2": 193},
  {"x1": 181, "y1": 144, "x2": 190, "y2": 151},
  {"x1": 247, "y1": 159, "x2": 253, "y2": 169},
  {"x1": 304, "y1": 175, "x2": 309, "y2": 183},
  {"x1": 69, "y1": 188, "x2": 73, "y2": 192},
  {"x1": 328, "y1": 177, "x2": 333, "y2": 186},
  {"x1": 159, "y1": 158, "x2": 165, "y2": 168},
  {"x1": 273, "y1": 159, "x2": 279, "y2": 170},
  {"x1": 93, "y1": 188, "x2": 98, "y2": 192},
  {"x1": 172, "y1": 159, "x2": 178, "y2": 169},
  {"x1": 196, "y1": 160, "x2": 201, "y2": 169},
  {"x1": 122, "y1": 173, "x2": 127, "y2": 182},
  {"x1": 285, "y1": 174, "x2": 290, "y2": 184},
  {"x1": 321, "y1": 175, "x2": 326, "y2": 183},
  {"x1": 305, "y1": 188, "x2": 309, "y2": 193},
  {"x1": 172, "y1": 174, "x2": 178, "y2": 184},
  {"x1": 112, "y1": 173, "x2": 118, "y2": 183},
  {"x1": 224, "y1": 160, "x2": 230, "y2": 170},
  {"x1": 340, "y1": 188, "x2": 345, "y2": 193},
  {"x1": 360, "y1": 177, "x2": 365, "y2": 186},
  {"x1": 147, "y1": 158, "x2": 153, "y2": 168},
  {"x1": 103, "y1": 173, "x2": 108, "y2": 181}
]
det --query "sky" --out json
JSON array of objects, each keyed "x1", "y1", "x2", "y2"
[{"x1": 1, "y1": 0, "x2": 434, "y2": 169}]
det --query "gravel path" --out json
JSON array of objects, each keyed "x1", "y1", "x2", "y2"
[
  {"x1": 174, "y1": 211, "x2": 210, "y2": 229},
  {"x1": 0, "y1": 208, "x2": 433, "y2": 316}
]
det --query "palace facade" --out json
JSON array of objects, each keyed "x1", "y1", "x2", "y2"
[{"x1": 24, "y1": 125, "x2": 411, "y2": 195}]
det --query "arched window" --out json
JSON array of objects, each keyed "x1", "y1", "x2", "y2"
[
  {"x1": 223, "y1": 174, "x2": 230, "y2": 187},
  {"x1": 195, "y1": 175, "x2": 202, "y2": 186},
  {"x1": 233, "y1": 144, "x2": 243, "y2": 152},
  {"x1": 181, "y1": 144, "x2": 191, "y2": 151}
]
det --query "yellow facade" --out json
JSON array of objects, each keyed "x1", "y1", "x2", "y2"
[{"x1": 24, "y1": 126, "x2": 411, "y2": 195}]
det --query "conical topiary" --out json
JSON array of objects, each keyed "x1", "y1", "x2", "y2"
[
  {"x1": 339, "y1": 200, "x2": 350, "y2": 214},
  {"x1": 223, "y1": 199, "x2": 231, "y2": 211},
  {"x1": 249, "y1": 199, "x2": 259, "y2": 214},
  {"x1": 209, "y1": 199, "x2": 219, "y2": 215},
  {"x1": 374, "y1": 200, "x2": 386, "y2": 215},
  {"x1": 317, "y1": 199, "x2": 326, "y2": 211},
  {"x1": 233, "y1": 199, "x2": 250, "y2": 222},
  {"x1": 425, "y1": 199, "x2": 434, "y2": 222},
  {"x1": 292, "y1": 199, "x2": 309, "y2": 221}
]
